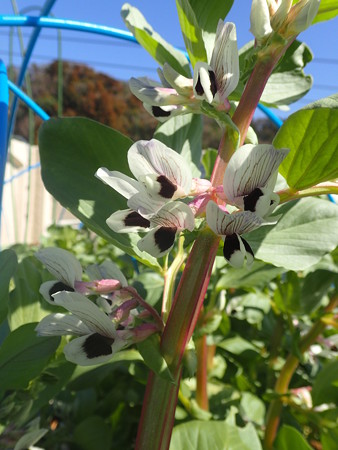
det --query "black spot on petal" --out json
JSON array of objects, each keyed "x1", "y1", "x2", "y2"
[
  {"x1": 243, "y1": 188, "x2": 264, "y2": 212},
  {"x1": 157, "y1": 175, "x2": 177, "y2": 199},
  {"x1": 82, "y1": 333, "x2": 115, "y2": 359},
  {"x1": 209, "y1": 70, "x2": 217, "y2": 98},
  {"x1": 154, "y1": 227, "x2": 177, "y2": 253},
  {"x1": 242, "y1": 238, "x2": 254, "y2": 258},
  {"x1": 223, "y1": 234, "x2": 241, "y2": 262},
  {"x1": 195, "y1": 75, "x2": 204, "y2": 96},
  {"x1": 124, "y1": 211, "x2": 150, "y2": 228},
  {"x1": 152, "y1": 106, "x2": 171, "y2": 118},
  {"x1": 49, "y1": 281, "x2": 74, "y2": 301}
]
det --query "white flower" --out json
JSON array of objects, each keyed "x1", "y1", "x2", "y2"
[
  {"x1": 36, "y1": 248, "x2": 127, "y2": 305},
  {"x1": 36, "y1": 291, "x2": 129, "y2": 366},
  {"x1": 206, "y1": 201, "x2": 263, "y2": 268},
  {"x1": 129, "y1": 21, "x2": 239, "y2": 121},
  {"x1": 223, "y1": 144, "x2": 289, "y2": 218},
  {"x1": 96, "y1": 139, "x2": 211, "y2": 257}
]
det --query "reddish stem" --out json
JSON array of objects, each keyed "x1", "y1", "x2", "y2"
[{"x1": 196, "y1": 334, "x2": 209, "y2": 410}]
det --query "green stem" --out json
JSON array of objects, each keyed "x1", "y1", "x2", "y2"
[
  {"x1": 162, "y1": 235, "x2": 186, "y2": 322},
  {"x1": 196, "y1": 334, "x2": 209, "y2": 411},
  {"x1": 264, "y1": 297, "x2": 338, "y2": 450},
  {"x1": 278, "y1": 183, "x2": 338, "y2": 204}
]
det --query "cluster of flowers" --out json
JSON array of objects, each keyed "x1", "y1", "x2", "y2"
[
  {"x1": 35, "y1": 248, "x2": 163, "y2": 365},
  {"x1": 97, "y1": 139, "x2": 289, "y2": 268}
]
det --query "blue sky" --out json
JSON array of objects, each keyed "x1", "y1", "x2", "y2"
[{"x1": 1, "y1": 0, "x2": 337, "y2": 121}]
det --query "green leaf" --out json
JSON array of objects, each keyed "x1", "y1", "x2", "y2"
[
  {"x1": 216, "y1": 261, "x2": 284, "y2": 290},
  {"x1": 170, "y1": 419, "x2": 262, "y2": 450},
  {"x1": 246, "y1": 198, "x2": 338, "y2": 271},
  {"x1": 218, "y1": 336, "x2": 260, "y2": 356},
  {"x1": 313, "y1": 0, "x2": 338, "y2": 23},
  {"x1": 133, "y1": 271, "x2": 164, "y2": 307},
  {"x1": 261, "y1": 71, "x2": 312, "y2": 106},
  {"x1": 14, "y1": 428, "x2": 48, "y2": 450},
  {"x1": 176, "y1": 0, "x2": 207, "y2": 67},
  {"x1": 73, "y1": 415, "x2": 112, "y2": 450},
  {"x1": 201, "y1": 148, "x2": 217, "y2": 178},
  {"x1": 300, "y1": 270, "x2": 337, "y2": 314},
  {"x1": 240, "y1": 392, "x2": 265, "y2": 426},
  {"x1": 274, "y1": 96, "x2": 338, "y2": 190},
  {"x1": 8, "y1": 256, "x2": 54, "y2": 331},
  {"x1": 275, "y1": 425, "x2": 312, "y2": 450},
  {"x1": 312, "y1": 359, "x2": 338, "y2": 406},
  {"x1": 154, "y1": 113, "x2": 202, "y2": 177},
  {"x1": 274, "y1": 271, "x2": 302, "y2": 314},
  {"x1": 0, "y1": 249, "x2": 17, "y2": 324},
  {"x1": 186, "y1": 0, "x2": 234, "y2": 60},
  {"x1": 137, "y1": 334, "x2": 174, "y2": 383},
  {"x1": 0, "y1": 323, "x2": 60, "y2": 391},
  {"x1": 38, "y1": 117, "x2": 160, "y2": 270},
  {"x1": 121, "y1": 3, "x2": 191, "y2": 77}
]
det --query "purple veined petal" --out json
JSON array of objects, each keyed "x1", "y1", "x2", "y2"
[
  {"x1": 127, "y1": 191, "x2": 165, "y2": 217},
  {"x1": 206, "y1": 200, "x2": 263, "y2": 236},
  {"x1": 106, "y1": 208, "x2": 151, "y2": 233},
  {"x1": 223, "y1": 144, "x2": 289, "y2": 204},
  {"x1": 127, "y1": 139, "x2": 192, "y2": 197},
  {"x1": 39, "y1": 280, "x2": 75, "y2": 305},
  {"x1": 137, "y1": 225, "x2": 177, "y2": 258},
  {"x1": 223, "y1": 234, "x2": 254, "y2": 268},
  {"x1": 63, "y1": 332, "x2": 126, "y2": 366},
  {"x1": 53, "y1": 291, "x2": 117, "y2": 338},
  {"x1": 35, "y1": 248, "x2": 82, "y2": 289},
  {"x1": 129, "y1": 77, "x2": 188, "y2": 106},
  {"x1": 35, "y1": 313, "x2": 92, "y2": 336},
  {"x1": 95, "y1": 168, "x2": 141, "y2": 200},
  {"x1": 193, "y1": 62, "x2": 217, "y2": 104},
  {"x1": 143, "y1": 103, "x2": 187, "y2": 122},
  {"x1": 210, "y1": 21, "x2": 240, "y2": 102},
  {"x1": 162, "y1": 63, "x2": 193, "y2": 96},
  {"x1": 150, "y1": 201, "x2": 195, "y2": 232},
  {"x1": 250, "y1": 0, "x2": 273, "y2": 39},
  {"x1": 284, "y1": 0, "x2": 320, "y2": 37}
]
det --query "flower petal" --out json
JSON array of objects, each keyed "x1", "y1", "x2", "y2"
[
  {"x1": 63, "y1": 333, "x2": 126, "y2": 366},
  {"x1": 206, "y1": 200, "x2": 263, "y2": 236},
  {"x1": 150, "y1": 201, "x2": 195, "y2": 232},
  {"x1": 129, "y1": 77, "x2": 187, "y2": 106},
  {"x1": 162, "y1": 63, "x2": 193, "y2": 95},
  {"x1": 223, "y1": 144, "x2": 289, "y2": 203},
  {"x1": 35, "y1": 313, "x2": 91, "y2": 336},
  {"x1": 193, "y1": 62, "x2": 217, "y2": 104},
  {"x1": 86, "y1": 260, "x2": 128, "y2": 287},
  {"x1": 223, "y1": 234, "x2": 254, "y2": 268},
  {"x1": 53, "y1": 291, "x2": 117, "y2": 338},
  {"x1": 95, "y1": 168, "x2": 141, "y2": 200},
  {"x1": 40, "y1": 280, "x2": 75, "y2": 305},
  {"x1": 210, "y1": 21, "x2": 240, "y2": 102},
  {"x1": 250, "y1": 0, "x2": 273, "y2": 39},
  {"x1": 128, "y1": 139, "x2": 192, "y2": 197},
  {"x1": 106, "y1": 209, "x2": 151, "y2": 233},
  {"x1": 35, "y1": 248, "x2": 82, "y2": 288},
  {"x1": 137, "y1": 225, "x2": 177, "y2": 257},
  {"x1": 143, "y1": 103, "x2": 187, "y2": 122}
]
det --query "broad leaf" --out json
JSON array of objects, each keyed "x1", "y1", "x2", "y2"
[
  {"x1": 0, "y1": 249, "x2": 17, "y2": 323},
  {"x1": 73, "y1": 415, "x2": 112, "y2": 450},
  {"x1": 275, "y1": 425, "x2": 312, "y2": 450},
  {"x1": 137, "y1": 334, "x2": 174, "y2": 382},
  {"x1": 154, "y1": 113, "x2": 202, "y2": 177},
  {"x1": 176, "y1": 0, "x2": 207, "y2": 67},
  {"x1": 246, "y1": 198, "x2": 338, "y2": 271},
  {"x1": 133, "y1": 271, "x2": 164, "y2": 306},
  {"x1": 312, "y1": 359, "x2": 338, "y2": 406},
  {"x1": 260, "y1": 71, "x2": 312, "y2": 106},
  {"x1": 0, "y1": 323, "x2": 60, "y2": 392},
  {"x1": 121, "y1": 3, "x2": 191, "y2": 77},
  {"x1": 274, "y1": 95, "x2": 338, "y2": 190},
  {"x1": 185, "y1": 0, "x2": 234, "y2": 61},
  {"x1": 14, "y1": 428, "x2": 48, "y2": 450},
  {"x1": 170, "y1": 419, "x2": 262, "y2": 450},
  {"x1": 216, "y1": 261, "x2": 284, "y2": 290},
  {"x1": 313, "y1": 0, "x2": 338, "y2": 23},
  {"x1": 38, "y1": 117, "x2": 160, "y2": 270}
]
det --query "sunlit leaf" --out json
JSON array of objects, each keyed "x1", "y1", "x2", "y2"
[
  {"x1": 275, "y1": 425, "x2": 312, "y2": 450},
  {"x1": 0, "y1": 249, "x2": 17, "y2": 324},
  {"x1": 121, "y1": 3, "x2": 191, "y2": 76},
  {"x1": 313, "y1": 0, "x2": 338, "y2": 23}
]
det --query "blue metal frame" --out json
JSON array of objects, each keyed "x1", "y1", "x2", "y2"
[{"x1": 0, "y1": 60, "x2": 9, "y2": 221}]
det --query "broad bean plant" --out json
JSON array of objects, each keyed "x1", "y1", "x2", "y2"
[{"x1": 1, "y1": 1, "x2": 338, "y2": 450}]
